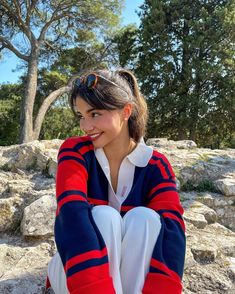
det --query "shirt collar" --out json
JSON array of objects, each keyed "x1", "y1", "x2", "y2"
[
  {"x1": 126, "y1": 138, "x2": 153, "y2": 167},
  {"x1": 95, "y1": 138, "x2": 153, "y2": 168}
]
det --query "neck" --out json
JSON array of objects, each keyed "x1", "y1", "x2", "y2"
[{"x1": 103, "y1": 131, "x2": 136, "y2": 165}]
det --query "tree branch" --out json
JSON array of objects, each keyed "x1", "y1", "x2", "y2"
[
  {"x1": 33, "y1": 84, "x2": 71, "y2": 139},
  {"x1": 2, "y1": 0, "x2": 36, "y2": 43},
  {"x1": 25, "y1": 0, "x2": 37, "y2": 26},
  {"x1": 0, "y1": 36, "x2": 29, "y2": 61},
  {"x1": 38, "y1": 4, "x2": 73, "y2": 43}
]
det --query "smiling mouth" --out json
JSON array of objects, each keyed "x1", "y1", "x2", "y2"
[{"x1": 88, "y1": 132, "x2": 103, "y2": 141}]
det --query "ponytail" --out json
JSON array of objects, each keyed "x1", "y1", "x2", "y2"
[{"x1": 117, "y1": 69, "x2": 148, "y2": 142}]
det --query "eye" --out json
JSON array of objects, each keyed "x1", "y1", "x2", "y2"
[
  {"x1": 76, "y1": 112, "x2": 84, "y2": 120},
  {"x1": 91, "y1": 112, "x2": 101, "y2": 118}
]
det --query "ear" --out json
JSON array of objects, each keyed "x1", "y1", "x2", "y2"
[{"x1": 122, "y1": 103, "x2": 133, "y2": 121}]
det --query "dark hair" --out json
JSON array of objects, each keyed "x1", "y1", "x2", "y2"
[{"x1": 69, "y1": 69, "x2": 148, "y2": 142}]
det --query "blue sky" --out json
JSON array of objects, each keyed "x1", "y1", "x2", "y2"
[{"x1": 0, "y1": 0, "x2": 143, "y2": 84}]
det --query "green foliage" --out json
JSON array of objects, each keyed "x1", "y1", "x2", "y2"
[
  {"x1": 181, "y1": 179, "x2": 219, "y2": 193},
  {"x1": 114, "y1": 0, "x2": 235, "y2": 148},
  {"x1": 112, "y1": 24, "x2": 139, "y2": 68},
  {"x1": 0, "y1": 84, "x2": 22, "y2": 145},
  {"x1": 0, "y1": 0, "x2": 124, "y2": 143},
  {"x1": 40, "y1": 98, "x2": 83, "y2": 140}
]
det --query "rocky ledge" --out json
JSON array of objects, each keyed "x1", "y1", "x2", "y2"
[{"x1": 0, "y1": 138, "x2": 234, "y2": 293}]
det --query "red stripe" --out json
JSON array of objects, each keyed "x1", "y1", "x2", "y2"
[
  {"x1": 58, "y1": 150, "x2": 84, "y2": 161},
  {"x1": 69, "y1": 276, "x2": 115, "y2": 294},
  {"x1": 121, "y1": 205, "x2": 135, "y2": 212},
  {"x1": 162, "y1": 212, "x2": 186, "y2": 232},
  {"x1": 149, "y1": 190, "x2": 180, "y2": 202},
  {"x1": 56, "y1": 163, "x2": 88, "y2": 197},
  {"x1": 67, "y1": 264, "x2": 113, "y2": 293},
  {"x1": 150, "y1": 258, "x2": 181, "y2": 282},
  {"x1": 56, "y1": 195, "x2": 87, "y2": 215},
  {"x1": 65, "y1": 247, "x2": 108, "y2": 271},
  {"x1": 143, "y1": 272, "x2": 182, "y2": 294},
  {"x1": 58, "y1": 156, "x2": 88, "y2": 178},
  {"x1": 87, "y1": 198, "x2": 108, "y2": 205},
  {"x1": 59, "y1": 136, "x2": 92, "y2": 148},
  {"x1": 149, "y1": 158, "x2": 169, "y2": 179},
  {"x1": 148, "y1": 182, "x2": 176, "y2": 197},
  {"x1": 147, "y1": 201, "x2": 184, "y2": 215},
  {"x1": 79, "y1": 145, "x2": 93, "y2": 155},
  {"x1": 46, "y1": 276, "x2": 51, "y2": 289}
]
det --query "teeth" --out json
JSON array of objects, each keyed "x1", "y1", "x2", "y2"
[{"x1": 90, "y1": 133, "x2": 101, "y2": 138}]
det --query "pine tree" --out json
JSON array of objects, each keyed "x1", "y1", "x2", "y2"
[{"x1": 115, "y1": 0, "x2": 235, "y2": 146}]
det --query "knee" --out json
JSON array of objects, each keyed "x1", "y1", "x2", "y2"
[
  {"x1": 92, "y1": 205, "x2": 122, "y2": 226},
  {"x1": 123, "y1": 207, "x2": 161, "y2": 228}
]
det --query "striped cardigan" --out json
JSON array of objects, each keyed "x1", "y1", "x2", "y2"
[{"x1": 49, "y1": 135, "x2": 186, "y2": 294}]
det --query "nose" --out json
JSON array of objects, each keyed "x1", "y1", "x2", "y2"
[{"x1": 80, "y1": 118, "x2": 94, "y2": 133}]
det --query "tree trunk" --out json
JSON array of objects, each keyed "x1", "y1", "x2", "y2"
[
  {"x1": 32, "y1": 85, "x2": 71, "y2": 140},
  {"x1": 19, "y1": 47, "x2": 39, "y2": 143}
]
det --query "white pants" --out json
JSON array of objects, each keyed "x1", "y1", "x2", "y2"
[{"x1": 47, "y1": 206, "x2": 161, "y2": 294}]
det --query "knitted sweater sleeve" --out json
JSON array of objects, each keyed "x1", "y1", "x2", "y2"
[
  {"x1": 54, "y1": 137, "x2": 115, "y2": 294},
  {"x1": 142, "y1": 151, "x2": 186, "y2": 294}
]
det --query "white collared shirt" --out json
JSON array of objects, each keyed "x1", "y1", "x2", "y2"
[{"x1": 94, "y1": 138, "x2": 153, "y2": 212}]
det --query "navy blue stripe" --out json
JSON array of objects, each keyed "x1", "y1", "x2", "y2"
[
  {"x1": 58, "y1": 147, "x2": 76, "y2": 156},
  {"x1": 149, "y1": 187, "x2": 177, "y2": 200},
  {"x1": 149, "y1": 266, "x2": 170, "y2": 276},
  {"x1": 67, "y1": 255, "x2": 109, "y2": 277},
  {"x1": 58, "y1": 156, "x2": 86, "y2": 168},
  {"x1": 158, "y1": 209, "x2": 183, "y2": 220},
  {"x1": 57, "y1": 190, "x2": 87, "y2": 203},
  {"x1": 151, "y1": 155, "x2": 172, "y2": 177},
  {"x1": 74, "y1": 140, "x2": 93, "y2": 152}
]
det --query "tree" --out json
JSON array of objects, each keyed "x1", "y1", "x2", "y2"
[
  {"x1": 114, "y1": 0, "x2": 235, "y2": 146},
  {"x1": 0, "y1": 0, "x2": 123, "y2": 143}
]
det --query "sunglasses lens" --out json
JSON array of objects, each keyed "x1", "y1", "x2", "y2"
[{"x1": 86, "y1": 74, "x2": 97, "y2": 88}]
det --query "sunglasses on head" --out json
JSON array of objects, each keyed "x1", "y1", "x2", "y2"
[{"x1": 73, "y1": 73, "x2": 128, "y2": 94}]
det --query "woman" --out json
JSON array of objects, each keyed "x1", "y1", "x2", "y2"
[{"x1": 46, "y1": 69, "x2": 186, "y2": 294}]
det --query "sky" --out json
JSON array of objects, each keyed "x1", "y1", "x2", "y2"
[{"x1": 0, "y1": 0, "x2": 143, "y2": 84}]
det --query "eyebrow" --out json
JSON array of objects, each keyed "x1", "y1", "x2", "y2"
[{"x1": 75, "y1": 107, "x2": 98, "y2": 114}]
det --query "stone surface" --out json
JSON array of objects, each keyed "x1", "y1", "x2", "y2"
[
  {"x1": 21, "y1": 195, "x2": 56, "y2": 237},
  {"x1": 215, "y1": 178, "x2": 235, "y2": 196},
  {"x1": 0, "y1": 196, "x2": 23, "y2": 232},
  {"x1": 0, "y1": 236, "x2": 55, "y2": 294},
  {"x1": 146, "y1": 138, "x2": 197, "y2": 149},
  {"x1": 191, "y1": 245, "x2": 218, "y2": 263},
  {"x1": 0, "y1": 139, "x2": 235, "y2": 293}
]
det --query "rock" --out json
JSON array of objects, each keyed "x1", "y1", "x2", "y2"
[
  {"x1": 7, "y1": 179, "x2": 34, "y2": 196},
  {"x1": 21, "y1": 195, "x2": 56, "y2": 237},
  {"x1": 191, "y1": 245, "x2": 218, "y2": 263},
  {"x1": 184, "y1": 246, "x2": 197, "y2": 270},
  {"x1": 0, "y1": 140, "x2": 61, "y2": 173},
  {"x1": 184, "y1": 210, "x2": 208, "y2": 229},
  {"x1": 0, "y1": 196, "x2": 23, "y2": 232},
  {"x1": 215, "y1": 178, "x2": 235, "y2": 196},
  {"x1": 1, "y1": 141, "x2": 45, "y2": 171},
  {"x1": 184, "y1": 201, "x2": 217, "y2": 224},
  {"x1": 183, "y1": 262, "x2": 233, "y2": 293},
  {"x1": 47, "y1": 158, "x2": 57, "y2": 178},
  {"x1": 146, "y1": 138, "x2": 197, "y2": 149},
  {"x1": 226, "y1": 257, "x2": 235, "y2": 280},
  {"x1": 0, "y1": 238, "x2": 54, "y2": 294},
  {"x1": 197, "y1": 193, "x2": 235, "y2": 231}
]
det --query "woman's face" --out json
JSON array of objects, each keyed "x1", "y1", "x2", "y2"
[{"x1": 74, "y1": 97, "x2": 131, "y2": 149}]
